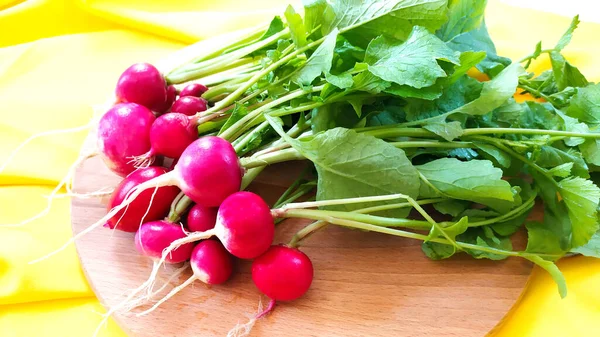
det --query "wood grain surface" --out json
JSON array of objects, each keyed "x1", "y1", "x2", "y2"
[{"x1": 71, "y1": 150, "x2": 537, "y2": 337}]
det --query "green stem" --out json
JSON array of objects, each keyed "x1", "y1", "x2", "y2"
[
  {"x1": 288, "y1": 220, "x2": 328, "y2": 247},
  {"x1": 277, "y1": 211, "x2": 558, "y2": 259},
  {"x1": 168, "y1": 28, "x2": 290, "y2": 83},
  {"x1": 463, "y1": 127, "x2": 600, "y2": 139},
  {"x1": 276, "y1": 208, "x2": 431, "y2": 230},
  {"x1": 233, "y1": 121, "x2": 270, "y2": 154},
  {"x1": 390, "y1": 141, "x2": 472, "y2": 149},
  {"x1": 273, "y1": 166, "x2": 312, "y2": 208},
  {"x1": 355, "y1": 198, "x2": 446, "y2": 214},
  {"x1": 518, "y1": 83, "x2": 559, "y2": 106},
  {"x1": 469, "y1": 194, "x2": 537, "y2": 227},
  {"x1": 220, "y1": 85, "x2": 324, "y2": 141},
  {"x1": 241, "y1": 167, "x2": 265, "y2": 190},
  {"x1": 362, "y1": 128, "x2": 435, "y2": 139},
  {"x1": 207, "y1": 36, "x2": 326, "y2": 114},
  {"x1": 167, "y1": 193, "x2": 193, "y2": 223}
]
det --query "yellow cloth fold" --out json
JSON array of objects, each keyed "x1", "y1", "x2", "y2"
[{"x1": 0, "y1": 1, "x2": 598, "y2": 336}]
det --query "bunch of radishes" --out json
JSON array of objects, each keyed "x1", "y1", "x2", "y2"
[{"x1": 96, "y1": 62, "x2": 314, "y2": 324}]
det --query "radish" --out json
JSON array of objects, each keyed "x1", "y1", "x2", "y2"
[
  {"x1": 135, "y1": 220, "x2": 195, "y2": 263},
  {"x1": 157, "y1": 85, "x2": 177, "y2": 114},
  {"x1": 136, "y1": 239, "x2": 233, "y2": 316},
  {"x1": 252, "y1": 245, "x2": 313, "y2": 301},
  {"x1": 228, "y1": 245, "x2": 313, "y2": 336},
  {"x1": 30, "y1": 136, "x2": 243, "y2": 264},
  {"x1": 116, "y1": 63, "x2": 168, "y2": 112},
  {"x1": 133, "y1": 113, "x2": 198, "y2": 166},
  {"x1": 171, "y1": 96, "x2": 208, "y2": 116},
  {"x1": 179, "y1": 83, "x2": 208, "y2": 97},
  {"x1": 97, "y1": 102, "x2": 155, "y2": 177},
  {"x1": 115, "y1": 191, "x2": 274, "y2": 314},
  {"x1": 186, "y1": 204, "x2": 218, "y2": 232},
  {"x1": 106, "y1": 167, "x2": 180, "y2": 232}
]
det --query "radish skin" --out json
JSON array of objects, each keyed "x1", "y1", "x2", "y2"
[
  {"x1": 132, "y1": 113, "x2": 198, "y2": 166},
  {"x1": 116, "y1": 63, "x2": 168, "y2": 112},
  {"x1": 179, "y1": 83, "x2": 208, "y2": 97},
  {"x1": 97, "y1": 103, "x2": 155, "y2": 177},
  {"x1": 106, "y1": 167, "x2": 180, "y2": 232},
  {"x1": 135, "y1": 220, "x2": 195, "y2": 263},
  {"x1": 186, "y1": 204, "x2": 218, "y2": 232},
  {"x1": 251, "y1": 245, "x2": 313, "y2": 301},
  {"x1": 171, "y1": 96, "x2": 208, "y2": 116}
]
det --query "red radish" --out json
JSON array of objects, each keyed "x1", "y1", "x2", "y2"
[
  {"x1": 157, "y1": 85, "x2": 177, "y2": 114},
  {"x1": 186, "y1": 204, "x2": 217, "y2": 232},
  {"x1": 227, "y1": 245, "x2": 313, "y2": 336},
  {"x1": 34, "y1": 137, "x2": 243, "y2": 264},
  {"x1": 105, "y1": 167, "x2": 180, "y2": 232},
  {"x1": 97, "y1": 103, "x2": 155, "y2": 177},
  {"x1": 116, "y1": 63, "x2": 167, "y2": 112},
  {"x1": 251, "y1": 245, "x2": 313, "y2": 301},
  {"x1": 179, "y1": 83, "x2": 208, "y2": 97},
  {"x1": 213, "y1": 191, "x2": 274, "y2": 259},
  {"x1": 136, "y1": 239, "x2": 233, "y2": 316},
  {"x1": 135, "y1": 220, "x2": 195, "y2": 263},
  {"x1": 171, "y1": 96, "x2": 208, "y2": 116},
  {"x1": 163, "y1": 191, "x2": 273, "y2": 260},
  {"x1": 191, "y1": 239, "x2": 233, "y2": 284},
  {"x1": 133, "y1": 113, "x2": 198, "y2": 166}
]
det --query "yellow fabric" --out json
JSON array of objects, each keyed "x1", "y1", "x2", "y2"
[{"x1": 0, "y1": 1, "x2": 598, "y2": 336}]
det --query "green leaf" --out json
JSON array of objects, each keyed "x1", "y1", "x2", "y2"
[
  {"x1": 473, "y1": 142, "x2": 511, "y2": 168},
  {"x1": 293, "y1": 28, "x2": 338, "y2": 86},
  {"x1": 284, "y1": 5, "x2": 307, "y2": 48},
  {"x1": 558, "y1": 177, "x2": 600, "y2": 247},
  {"x1": 548, "y1": 162, "x2": 574, "y2": 178},
  {"x1": 433, "y1": 199, "x2": 469, "y2": 217},
  {"x1": 555, "y1": 108, "x2": 588, "y2": 146},
  {"x1": 321, "y1": 0, "x2": 448, "y2": 35},
  {"x1": 447, "y1": 21, "x2": 512, "y2": 77},
  {"x1": 311, "y1": 103, "x2": 362, "y2": 133},
  {"x1": 303, "y1": 0, "x2": 329, "y2": 34},
  {"x1": 423, "y1": 121, "x2": 463, "y2": 141},
  {"x1": 525, "y1": 221, "x2": 565, "y2": 256},
  {"x1": 533, "y1": 145, "x2": 589, "y2": 178},
  {"x1": 447, "y1": 62, "x2": 525, "y2": 118},
  {"x1": 218, "y1": 103, "x2": 248, "y2": 135},
  {"x1": 405, "y1": 76, "x2": 482, "y2": 121},
  {"x1": 260, "y1": 16, "x2": 285, "y2": 41},
  {"x1": 457, "y1": 227, "x2": 512, "y2": 260},
  {"x1": 555, "y1": 15, "x2": 580, "y2": 52},
  {"x1": 580, "y1": 139, "x2": 600, "y2": 166},
  {"x1": 567, "y1": 84, "x2": 600, "y2": 127},
  {"x1": 351, "y1": 71, "x2": 391, "y2": 94},
  {"x1": 385, "y1": 83, "x2": 443, "y2": 100},
  {"x1": 550, "y1": 51, "x2": 589, "y2": 91},
  {"x1": 422, "y1": 216, "x2": 470, "y2": 260},
  {"x1": 364, "y1": 26, "x2": 459, "y2": 89},
  {"x1": 524, "y1": 255, "x2": 567, "y2": 298},
  {"x1": 445, "y1": 51, "x2": 487, "y2": 84},
  {"x1": 422, "y1": 241, "x2": 455, "y2": 260},
  {"x1": 416, "y1": 158, "x2": 515, "y2": 210},
  {"x1": 437, "y1": 0, "x2": 487, "y2": 41},
  {"x1": 571, "y1": 231, "x2": 600, "y2": 258},
  {"x1": 325, "y1": 72, "x2": 354, "y2": 89},
  {"x1": 267, "y1": 116, "x2": 420, "y2": 217},
  {"x1": 365, "y1": 101, "x2": 406, "y2": 126}
]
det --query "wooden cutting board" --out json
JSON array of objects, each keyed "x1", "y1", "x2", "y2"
[{"x1": 72, "y1": 152, "x2": 535, "y2": 337}]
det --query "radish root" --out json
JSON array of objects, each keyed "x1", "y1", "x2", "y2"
[
  {"x1": 93, "y1": 262, "x2": 189, "y2": 337},
  {"x1": 135, "y1": 274, "x2": 197, "y2": 316},
  {"x1": 28, "y1": 173, "x2": 177, "y2": 264},
  {"x1": 0, "y1": 151, "x2": 97, "y2": 228},
  {"x1": 0, "y1": 122, "x2": 93, "y2": 176},
  {"x1": 128, "y1": 152, "x2": 155, "y2": 169},
  {"x1": 227, "y1": 298, "x2": 276, "y2": 337}
]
